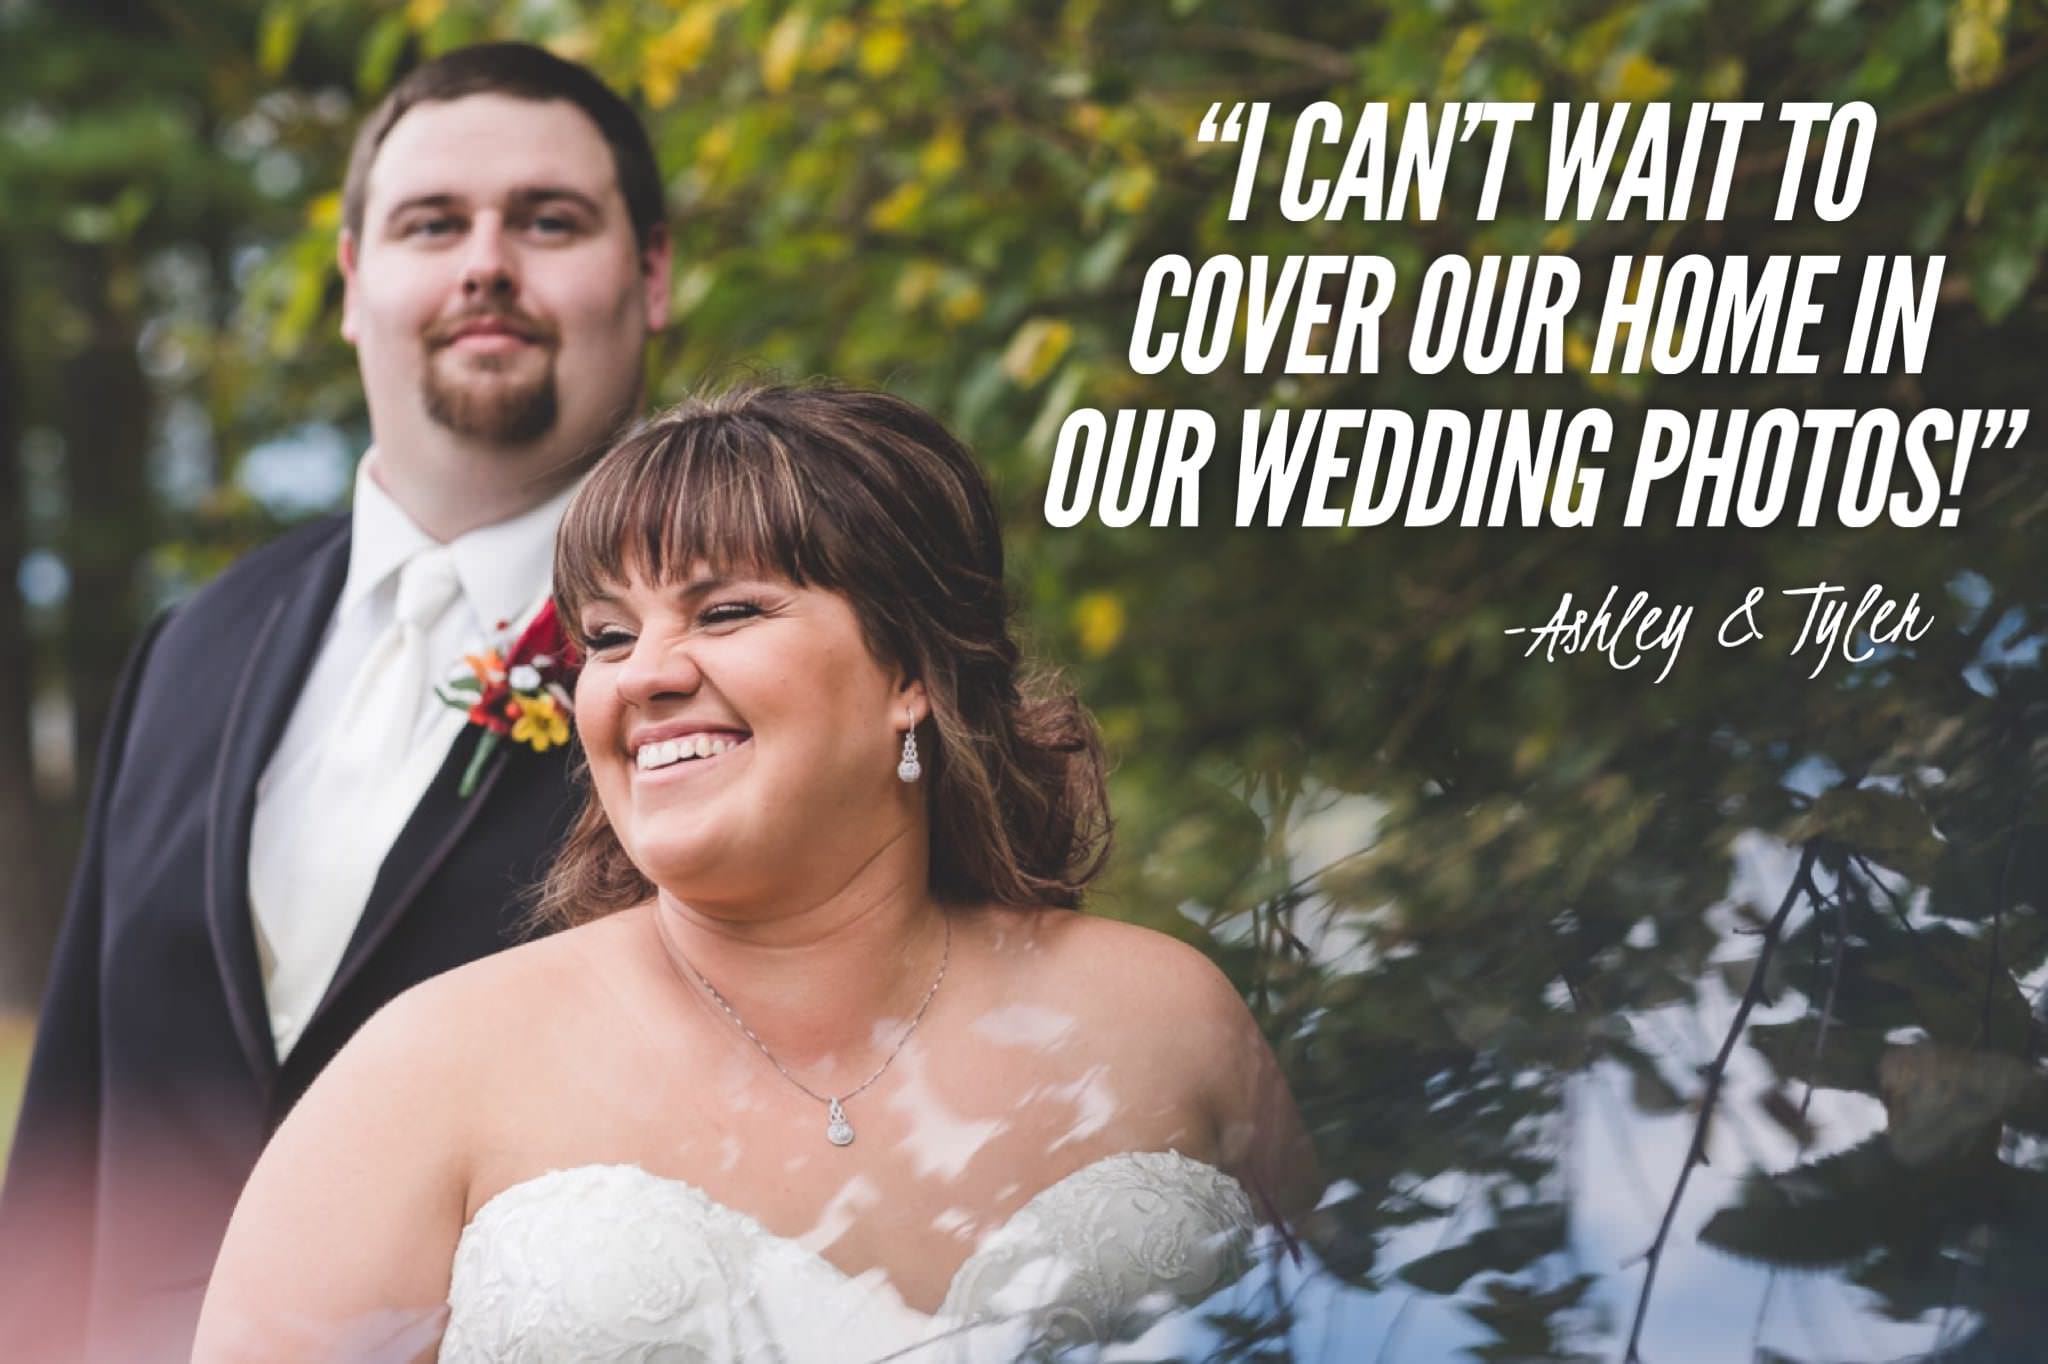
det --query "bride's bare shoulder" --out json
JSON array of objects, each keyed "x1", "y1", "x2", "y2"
[
  {"x1": 974, "y1": 906, "x2": 1254, "y2": 1051},
  {"x1": 975, "y1": 906, "x2": 1320, "y2": 1216},
  {"x1": 339, "y1": 906, "x2": 655, "y2": 1078}
]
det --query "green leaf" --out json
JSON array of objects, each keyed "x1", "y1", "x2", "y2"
[
  {"x1": 258, "y1": 5, "x2": 302, "y2": 79},
  {"x1": 358, "y1": 14, "x2": 411, "y2": 98},
  {"x1": 1972, "y1": 217, "x2": 2039, "y2": 323}
]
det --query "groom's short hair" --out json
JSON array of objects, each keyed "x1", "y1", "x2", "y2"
[{"x1": 341, "y1": 41, "x2": 665, "y2": 251}]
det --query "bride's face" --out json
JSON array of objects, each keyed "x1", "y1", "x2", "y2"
[{"x1": 572, "y1": 565, "x2": 925, "y2": 906}]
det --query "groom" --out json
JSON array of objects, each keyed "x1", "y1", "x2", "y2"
[{"x1": 0, "y1": 43, "x2": 670, "y2": 1360}]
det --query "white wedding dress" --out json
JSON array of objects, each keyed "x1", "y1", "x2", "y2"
[{"x1": 439, "y1": 1149, "x2": 1257, "y2": 1362}]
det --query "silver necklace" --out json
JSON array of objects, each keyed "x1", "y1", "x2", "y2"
[{"x1": 672, "y1": 916, "x2": 951, "y2": 1148}]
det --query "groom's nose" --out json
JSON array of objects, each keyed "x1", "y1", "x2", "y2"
[{"x1": 459, "y1": 218, "x2": 518, "y2": 301}]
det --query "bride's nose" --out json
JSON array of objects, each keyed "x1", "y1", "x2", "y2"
[{"x1": 613, "y1": 633, "x2": 704, "y2": 708}]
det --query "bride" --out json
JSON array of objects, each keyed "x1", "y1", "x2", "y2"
[{"x1": 195, "y1": 384, "x2": 1317, "y2": 1361}]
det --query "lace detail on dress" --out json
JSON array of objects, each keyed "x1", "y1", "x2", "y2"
[{"x1": 439, "y1": 1151, "x2": 1256, "y2": 1363}]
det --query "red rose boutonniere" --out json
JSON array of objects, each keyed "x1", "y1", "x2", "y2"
[{"x1": 435, "y1": 600, "x2": 583, "y2": 797}]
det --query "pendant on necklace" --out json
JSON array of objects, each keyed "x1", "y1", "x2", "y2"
[{"x1": 826, "y1": 1097, "x2": 855, "y2": 1147}]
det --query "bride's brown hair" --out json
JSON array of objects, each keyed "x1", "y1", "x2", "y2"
[{"x1": 535, "y1": 383, "x2": 1111, "y2": 926}]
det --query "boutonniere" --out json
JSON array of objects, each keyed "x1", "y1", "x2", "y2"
[{"x1": 436, "y1": 600, "x2": 583, "y2": 797}]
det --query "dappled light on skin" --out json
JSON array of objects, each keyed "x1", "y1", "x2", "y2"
[
  {"x1": 1035, "y1": 1064, "x2": 1121, "y2": 1154},
  {"x1": 786, "y1": 1170, "x2": 881, "y2": 1261},
  {"x1": 966, "y1": 1002, "x2": 1082, "y2": 1051},
  {"x1": 877, "y1": 1050, "x2": 1008, "y2": 1183}
]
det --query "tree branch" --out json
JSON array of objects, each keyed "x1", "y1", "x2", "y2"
[
  {"x1": 1624, "y1": 842, "x2": 1823, "y2": 1363},
  {"x1": 1981, "y1": 779, "x2": 2027, "y2": 1049}
]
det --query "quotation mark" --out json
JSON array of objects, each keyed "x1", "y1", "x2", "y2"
[
  {"x1": 1941, "y1": 408, "x2": 2029, "y2": 527},
  {"x1": 1199, "y1": 102, "x2": 1249, "y2": 143}
]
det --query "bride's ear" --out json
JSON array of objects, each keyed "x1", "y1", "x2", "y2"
[{"x1": 893, "y1": 675, "x2": 929, "y2": 730}]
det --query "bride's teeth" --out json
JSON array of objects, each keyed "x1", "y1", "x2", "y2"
[{"x1": 637, "y1": 733, "x2": 745, "y2": 771}]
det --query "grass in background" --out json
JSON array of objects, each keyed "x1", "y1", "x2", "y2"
[{"x1": 0, "y1": 1012, "x2": 32, "y2": 1173}]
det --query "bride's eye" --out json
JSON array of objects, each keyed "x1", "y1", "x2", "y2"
[
  {"x1": 700, "y1": 600, "x2": 764, "y2": 628},
  {"x1": 585, "y1": 628, "x2": 634, "y2": 654}
]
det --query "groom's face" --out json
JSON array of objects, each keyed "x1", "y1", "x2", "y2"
[{"x1": 340, "y1": 93, "x2": 669, "y2": 450}]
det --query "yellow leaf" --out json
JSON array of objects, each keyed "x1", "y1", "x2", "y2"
[
  {"x1": 670, "y1": 262, "x2": 717, "y2": 318},
  {"x1": 544, "y1": 30, "x2": 596, "y2": 63},
  {"x1": 939, "y1": 280, "x2": 985, "y2": 325},
  {"x1": 1949, "y1": 0, "x2": 2010, "y2": 92},
  {"x1": 1442, "y1": 25, "x2": 1486, "y2": 83},
  {"x1": 919, "y1": 121, "x2": 966, "y2": 181},
  {"x1": 1001, "y1": 317, "x2": 1073, "y2": 387},
  {"x1": 1702, "y1": 56, "x2": 1744, "y2": 100},
  {"x1": 858, "y1": 21, "x2": 909, "y2": 77},
  {"x1": 697, "y1": 119, "x2": 735, "y2": 168},
  {"x1": 807, "y1": 17, "x2": 854, "y2": 71},
  {"x1": 762, "y1": 10, "x2": 809, "y2": 94},
  {"x1": 643, "y1": 3, "x2": 724, "y2": 108},
  {"x1": 867, "y1": 181, "x2": 926, "y2": 232},
  {"x1": 1499, "y1": 69, "x2": 1543, "y2": 103},
  {"x1": 406, "y1": 0, "x2": 445, "y2": 27},
  {"x1": 307, "y1": 191, "x2": 342, "y2": 231},
  {"x1": 1109, "y1": 164, "x2": 1155, "y2": 215},
  {"x1": 1563, "y1": 331, "x2": 1593, "y2": 374},
  {"x1": 1073, "y1": 592, "x2": 1126, "y2": 657},
  {"x1": 1604, "y1": 51, "x2": 1674, "y2": 101},
  {"x1": 895, "y1": 261, "x2": 943, "y2": 309}
]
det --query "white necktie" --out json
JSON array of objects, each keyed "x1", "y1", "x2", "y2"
[{"x1": 263, "y1": 548, "x2": 463, "y2": 1058}]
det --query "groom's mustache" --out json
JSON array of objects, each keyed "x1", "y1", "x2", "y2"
[{"x1": 423, "y1": 304, "x2": 560, "y2": 351}]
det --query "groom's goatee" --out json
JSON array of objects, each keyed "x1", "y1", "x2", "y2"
[
  {"x1": 423, "y1": 367, "x2": 559, "y2": 443},
  {"x1": 422, "y1": 302, "x2": 561, "y2": 443}
]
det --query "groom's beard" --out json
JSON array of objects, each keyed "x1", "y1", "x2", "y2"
[{"x1": 421, "y1": 309, "x2": 560, "y2": 444}]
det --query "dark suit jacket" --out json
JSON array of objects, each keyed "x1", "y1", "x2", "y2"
[{"x1": 0, "y1": 513, "x2": 580, "y2": 1361}]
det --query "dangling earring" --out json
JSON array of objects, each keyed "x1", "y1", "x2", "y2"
[{"x1": 896, "y1": 719, "x2": 922, "y2": 783}]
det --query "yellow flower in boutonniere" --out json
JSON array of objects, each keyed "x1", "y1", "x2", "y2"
[
  {"x1": 435, "y1": 602, "x2": 583, "y2": 796},
  {"x1": 508, "y1": 689, "x2": 570, "y2": 752}
]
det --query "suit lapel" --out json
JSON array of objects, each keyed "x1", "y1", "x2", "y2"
[
  {"x1": 204, "y1": 521, "x2": 350, "y2": 1088},
  {"x1": 312, "y1": 727, "x2": 568, "y2": 1015}
]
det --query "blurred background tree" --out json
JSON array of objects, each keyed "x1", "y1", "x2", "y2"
[{"x1": 3, "y1": 0, "x2": 2045, "y2": 1357}]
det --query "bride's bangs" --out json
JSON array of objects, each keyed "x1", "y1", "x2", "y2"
[{"x1": 554, "y1": 407, "x2": 824, "y2": 645}]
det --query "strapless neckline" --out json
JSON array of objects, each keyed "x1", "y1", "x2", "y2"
[
  {"x1": 442, "y1": 1147, "x2": 1260, "y2": 1361},
  {"x1": 460, "y1": 1148, "x2": 1240, "y2": 1320}
]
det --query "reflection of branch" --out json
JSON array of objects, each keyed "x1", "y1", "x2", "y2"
[
  {"x1": 1802, "y1": 873, "x2": 1852, "y2": 1127},
  {"x1": 1755, "y1": 857, "x2": 1857, "y2": 1346},
  {"x1": 1623, "y1": 842, "x2": 1822, "y2": 1364},
  {"x1": 1983, "y1": 782, "x2": 2026, "y2": 1050},
  {"x1": 1854, "y1": 854, "x2": 1922, "y2": 942}
]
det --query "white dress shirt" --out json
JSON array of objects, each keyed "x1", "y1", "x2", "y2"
[{"x1": 247, "y1": 451, "x2": 578, "y2": 1060}]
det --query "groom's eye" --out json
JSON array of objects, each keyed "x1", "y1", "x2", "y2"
[
  {"x1": 400, "y1": 215, "x2": 461, "y2": 239},
  {"x1": 586, "y1": 629, "x2": 634, "y2": 653}
]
